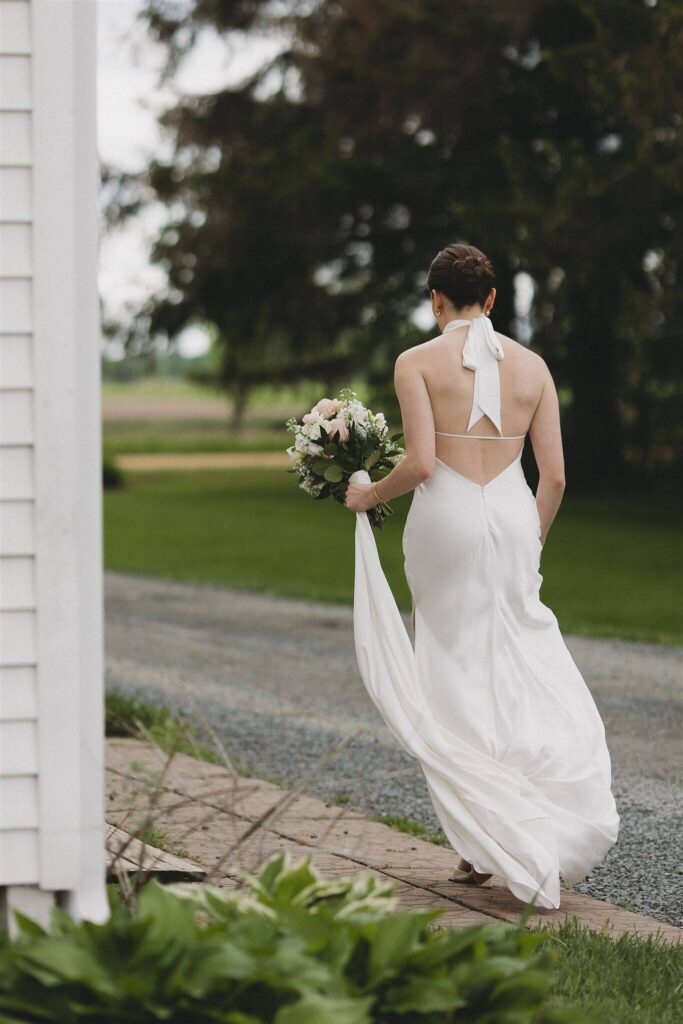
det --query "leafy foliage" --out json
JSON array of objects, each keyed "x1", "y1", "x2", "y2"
[
  {"x1": 106, "y1": 0, "x2": 683, "y2": 480},
  {"x1": 0, "y1": 851, "x2": 582, "y2": 1023}
]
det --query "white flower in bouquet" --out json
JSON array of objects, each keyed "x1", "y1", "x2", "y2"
[{"x1": 344, "y1": 398, "x2": 370, "y2": 434}]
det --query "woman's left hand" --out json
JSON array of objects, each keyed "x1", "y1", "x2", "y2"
[{"x1": 344, "y1": 482, "x2": 379, "y2": 513}]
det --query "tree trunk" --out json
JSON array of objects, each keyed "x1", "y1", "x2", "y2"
[
  {"x1": 563, "y1": 294, "x2": 624, "y2": 489},
  {"x1": 229, "y1": 379, "x2": 251, "y2": 434}
]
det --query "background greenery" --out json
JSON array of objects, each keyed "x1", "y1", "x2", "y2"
[
  {"x1": 104, "y1": 465, "x2": 682, "y2": 646},
  {"x1": 104, "y1": 0, "x2": 683, "y2": 490}
]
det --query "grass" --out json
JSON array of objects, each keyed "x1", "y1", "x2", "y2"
[
  {"x1": 105, "y1": 692, "x2": 223, "y2": 766},
  {"x1": 533, "y1": 917, "x2": 683, "y2": 1024},
  {"x1": 104, "y1": 468, "x2": 683, "y2": 645},
  {"x1": 267, "y1": 792, "x2": 683, "y2": 990},
  {"x1": 101, "y1": 376, "x2": 347, "y2": 407},
  {"x1": 104, "y1": 427, "x2": 285, "y2": 457},
  {"x1": 372, "y1": 812, "x2": 449, "y2": 846}
]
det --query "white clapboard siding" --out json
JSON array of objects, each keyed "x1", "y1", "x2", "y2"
[
  {"x1": 0, "y1": 500, "x2": 34, "y2": 554},
  {"x1": 0, "y1": 447, "x2": 33, "y2": 498},
  {"x1": 0, "y1": 224, "x2": 32, "y2": 275},
  {"x1": 0, "y1": 53, "x2": 31, "y2": 108},
  {"x1": 0, "y1": 2, "x2": 32, "y2": 54},
  {"x1": 0, "y1": 391, "x2": 33, "y2": 444},
  {"x1": 0, "y1": 666, "x2": 37, "y2": 718},
  {"x1": 0, "y1": 832, "x2": 40, "y2": 886},
  {"x1": 1, "y1": 0, "x2": 107, "y2": 925},
  {"x1": 0, "y1": 111, "x2": 31, "y2": 163},
  {"x1": 0, "y1": 609, "x2": 35, "y2": 664},
  {"x1": 0, "y1": 776, "x2": 39, "y2": 829},
  {"x1": 0, "y1": 168, "x2": 31, "y2": 220},
  {"x1": 0, "y1": 556, "x2": 35, "y2": 609},
  {"x1": 0, "y1": 280, "x2": 32, "y2": 332},
  {"x1": 0, "y1": 0, "x2": 40, "y2": 914},
  {"x1": 0, "y1": 335, "x2": 33, "y2": 385},
  {"x1": 0, "y1": 720, "x2": 37, "y2": 774}
]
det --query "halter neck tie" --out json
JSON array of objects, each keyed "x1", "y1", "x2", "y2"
[{"x1": 443, "y1": 315, "x2": 505, "y2": 433}]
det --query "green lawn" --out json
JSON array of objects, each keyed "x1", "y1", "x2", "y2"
[
  {"x1": 537, "y1": 918, "x2": 682, "y2": 1024},
  {"x1": 104, "y1": 468, "x2": 682, "y2": 645},
  {"x1": 103, "y1": 422, "x2": 286, "y2": 457}
]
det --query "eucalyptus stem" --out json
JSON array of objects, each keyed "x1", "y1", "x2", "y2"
[{"x1": 367, "y1": 500, "x2": 394, "y2": 529}]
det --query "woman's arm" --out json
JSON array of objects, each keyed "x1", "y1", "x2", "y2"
[
  {"x1": 344, "y1": 350, "x2": 435, "y2": 513},
  {"x1": 529, "y1": 361, "x2": 566, "y2": 547}
]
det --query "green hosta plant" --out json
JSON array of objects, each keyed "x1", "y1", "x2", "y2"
[{"x1": 0, "y1": 850, "x2": 582, "y2": 1023}]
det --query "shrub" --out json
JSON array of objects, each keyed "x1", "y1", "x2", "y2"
[
  {"x1": 0, "y1": 851, "x2": 581, "y2": 1023},
  {"x1": 103, "y1": 455, "x2": 124, "y2": 490}
]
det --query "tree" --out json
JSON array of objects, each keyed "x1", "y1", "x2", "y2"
[{"x1": 107, "y1": 0, "x2": 683, "y2": 479}]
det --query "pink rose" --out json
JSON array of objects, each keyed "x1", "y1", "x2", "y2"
[
  {"x1": 326, "y1": 416, "x2": 349, "y2": 441},
  {"x1": 312, "y1": 397, "x2": 341, "y2": 417},
  {"x1": 302, "y1": 412, "x2": 321, "y2": 424}
]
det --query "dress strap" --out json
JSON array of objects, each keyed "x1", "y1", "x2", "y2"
[
  {"x1": 442, "y1": 315, "x2": 505, "y2": 434},
  {"x1": 436, "y1": 431, "x2": 526, "y2": 440}
]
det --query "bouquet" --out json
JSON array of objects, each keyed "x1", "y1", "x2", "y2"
[{"x1": 285, "y1": 388, "x2": 405, "y2": 528}]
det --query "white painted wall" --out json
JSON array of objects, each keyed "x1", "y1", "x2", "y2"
[{"x1": 0, "y1": 0, "x2": 106, "y2": 926}]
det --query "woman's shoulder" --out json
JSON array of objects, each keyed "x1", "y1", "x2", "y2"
[
  {"x1": 396, "y1": 329, "x2": 547, "y2": 370},
  {"x1": 495, "y1": 331, "x2": 548, "y2": 373}
]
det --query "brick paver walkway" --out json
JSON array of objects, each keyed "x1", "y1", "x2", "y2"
[{"x1": 106, "y1": 738, "x2": 682, "y2": 943}]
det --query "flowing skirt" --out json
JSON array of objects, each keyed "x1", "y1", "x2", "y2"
[{"x1": 352, "y1": 455, "x2": 619, "y2": 909}]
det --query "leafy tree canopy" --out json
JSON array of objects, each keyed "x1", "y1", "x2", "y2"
[{"x1": 106, "y1": 0, "x2": 683, "y2": 481}]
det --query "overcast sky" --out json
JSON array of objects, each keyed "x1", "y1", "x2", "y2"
[{"x1": 97, "y1": 0, "x2": 284, "y2": 356}]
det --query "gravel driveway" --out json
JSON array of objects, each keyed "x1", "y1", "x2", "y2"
[{"x1": 105, "y1": 571, "x2": 683, "y2": 927}]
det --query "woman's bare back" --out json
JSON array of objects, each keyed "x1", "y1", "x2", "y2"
[{"x1": 408, "y1": 324, "x2": 548, "y2": 487}]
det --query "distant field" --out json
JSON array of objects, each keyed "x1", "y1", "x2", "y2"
[
  {"x1": 102, "y1": 376, "x2": 369, "y2": 455},
  {"x1": 104, "y1": 468, "x2": 683, "y2": 646}
]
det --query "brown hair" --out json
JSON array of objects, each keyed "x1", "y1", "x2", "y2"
[{"x1": 427, "y1": 243, "x2": 496, "y2": 309}]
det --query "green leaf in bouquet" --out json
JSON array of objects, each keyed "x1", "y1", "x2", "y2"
[
  {"x1": 390, "y1": 432, "x2": 404, "y2": 443},
  {"x1": 363, "y1": 449, "x2": 381, "y2": 470},
  {"x1": 322, "y1": 442, "x2": 338, "y2": 456},
  {"x1": 335, "y1": 451, "x2": 357, "y2": 471},
  {"x1": 323, "y1": 464, "x2": 344, "y2": 483},
  {"x1": 314, "y1": 484, "x2": 332, "y2": 500},
  {"x1": 360, "y1": 435, "x2": 375, "y2": 457},
  {"x1": 311, "y1": 458, "x2": 331, "y2": 475}
]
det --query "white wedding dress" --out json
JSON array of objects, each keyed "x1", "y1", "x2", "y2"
[{"x1": 351, "y1": 315, "x2": 619, "y2": 910}]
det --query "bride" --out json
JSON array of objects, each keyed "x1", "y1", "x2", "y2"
[{"x1": 343, "y1": 243, "x2": 619, "y2": 909}]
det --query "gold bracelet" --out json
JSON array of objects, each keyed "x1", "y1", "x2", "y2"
[{"x1": 372, "y1": 481, "x2": 384, "y2": 503}]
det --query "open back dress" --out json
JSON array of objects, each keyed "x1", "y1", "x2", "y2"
[{"x1": 351, "y1": 314, "x2": 620, "y2": 909}]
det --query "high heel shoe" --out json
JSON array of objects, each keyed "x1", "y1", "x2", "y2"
[
  {"x1": 449, "y1": 862, "x2": 494, "y2": 887},
  {"x1": 449, "y1": 865, "x2": 475, "y2": 882}
]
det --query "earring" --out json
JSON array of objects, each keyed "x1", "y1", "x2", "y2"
[{"x1": 485, "y1": 309, "x2": 491, "y2": 317}]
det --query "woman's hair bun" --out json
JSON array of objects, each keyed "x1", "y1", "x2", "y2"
[{"x1": 428, "y1": 244, "x2": 496, "y2": 308}]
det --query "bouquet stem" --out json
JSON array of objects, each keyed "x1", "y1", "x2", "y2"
[{"x1": 367, "y1": 500, "x2": 394, "y2": 529}]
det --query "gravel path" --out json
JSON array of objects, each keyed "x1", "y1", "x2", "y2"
[{"x1": 105, "y1": 572, "x2": 683, "y2": 927}]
